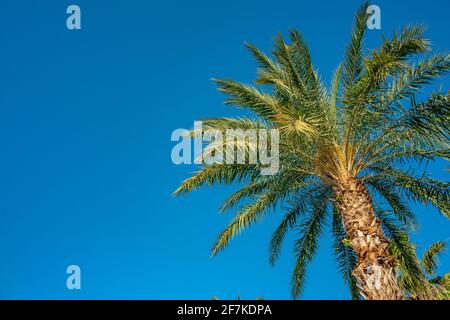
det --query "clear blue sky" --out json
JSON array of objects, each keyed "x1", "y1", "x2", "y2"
[{"x1": 0, "y1": 0, "x2": 449, "y2": 299}]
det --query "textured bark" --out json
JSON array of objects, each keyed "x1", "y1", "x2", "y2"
[{"x1": 334, "y1": 178, "x2": 403, "y2": 300}]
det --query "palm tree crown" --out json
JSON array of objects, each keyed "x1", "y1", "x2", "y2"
[{"x1": 175, "y1": 3, "x2": 450, "y2": 299}]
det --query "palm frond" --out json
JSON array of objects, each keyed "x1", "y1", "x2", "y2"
[
  {"x1": 342, "y1": 2, "x2": 370, "y2": 94},
  {"x1": 332, "y1": 206, "x2": 360, "y2": 300},
  {"x1": 422, "y1": 241, "x2": 447, "y2": 275},
  {"x1": 269, "y1": 186, "x2": 325, "y2": 265},
  {"x1": 212, "y1": 78, "x2": 282, "y2": 120},
  {"x1": 291, "y1": 189, "x2": 331, "y2": 298},
  {"x1": 367, "y1": 167, "x2": 450, "y2": 217},
  {"x1": 174, "y1": 164, "x2": 260, "y2": 195},
  {"x1": 387, "y1": 53, "x2": 450, "y2": 104},
  {"x1": 366, "y1": 179, "x2": 417, "y2": 228}
]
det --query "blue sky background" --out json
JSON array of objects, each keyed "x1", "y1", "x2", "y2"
[{"x1": 0, "y1": 0, "x2": 449, "y2": 299}]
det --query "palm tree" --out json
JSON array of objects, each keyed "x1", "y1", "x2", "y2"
[
  {"x1": 399, "y1": 241, "x2": 450, "y2": 299},
  {"x1": 174, "y1": 2, "x2": 450, "y2": 300}
]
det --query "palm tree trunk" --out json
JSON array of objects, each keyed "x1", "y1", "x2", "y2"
[{"x1": 334, "y1": 177, "x2": 403, "y2": 300}]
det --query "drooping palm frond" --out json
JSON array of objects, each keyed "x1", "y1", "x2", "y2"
[
  {"x1": 375, "y1": 208, "x2": 426, "y2": 292},
  {"x1": 174, "y1": 163, "x2": 261, "y2": 195},
  {"x1": 366, "y1": 179, "x2": 417, "y2": 227},
  {"x1": 269, "y1": 185, "x2": 325, "y2": 265},
  {"x1": 211, "y1": 188, "x2": 284, "y2": 257},
  {"x1": 211, "y1": 169, "x2": 317, "y2": 256},
  {"x1": 367, "y1": 167, "x2": 450, "y2": 217},
  {"x1": 332, "y1": 206, "x2": 360, "y2": 300},
  {"x1": 291, "y1": 189, "x2": 331, "y2": 298}
]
